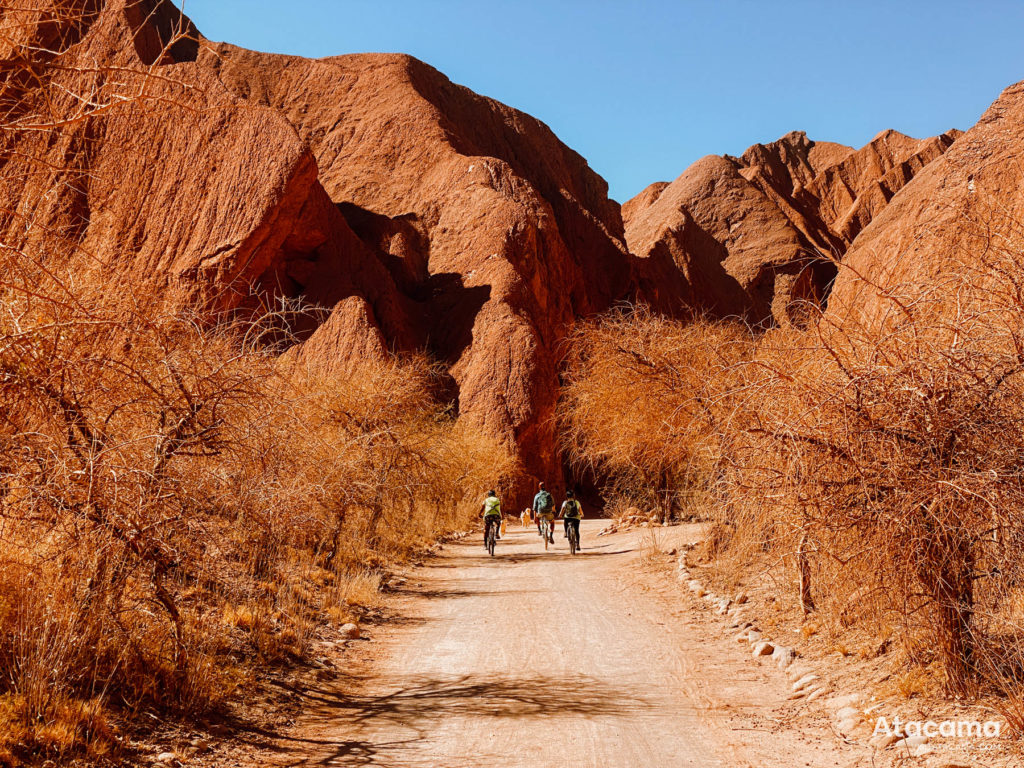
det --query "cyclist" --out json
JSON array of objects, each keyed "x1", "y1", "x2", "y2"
[
  {"x1": 532, "y1": 481, "x2": 555, "y2": 544},
  {"x1": 560, "y1": 489, "x2": 583, "y2": 549},
  {"x1": 480, "y1": 490, "x2": 502, "y2": 550}
]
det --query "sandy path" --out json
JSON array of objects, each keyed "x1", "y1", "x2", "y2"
[{"x1": 274, "y1": 521, "x2": 854, "y2": 767}]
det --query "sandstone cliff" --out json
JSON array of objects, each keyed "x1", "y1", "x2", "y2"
[
  {"x1": 1, "y1": 0, "x2": 634, "y2": 503},
  {"x1": 4, "y1": 0, "x2": 990, "y2": 506},
  {"x1": 624, "y1": 129, "x2": 960, "y2": 326},
  {"x1": 191, "y1": 45, "x2": 637, "y2": 497},
  {"x1": 826, "y1": 82, "x2": 1024, "y2": 329}
]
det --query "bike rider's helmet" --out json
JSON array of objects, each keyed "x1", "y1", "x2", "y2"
[
  {"x1": 487, "y1": 489, "x2": 496, "y2": 496},
  {"x1": 566, "y1": 489, "x2": 575, "y2": 498}
]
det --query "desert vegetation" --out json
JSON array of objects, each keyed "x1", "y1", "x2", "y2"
[
  {"x1": 7, "y1": 0, "x2": 1024, "y2": 763},
  {"x1": 562, "y1": 240, "x2": 1024, "y2": 708},
  {"x1": 560, "y1": 308, "x2": 751, "y2": 523},
  {"x1": 0, "y1": 6, "x2": 511, "y2": 764},
  {"x1": 0, "y1": 257, "x2": 510, "y2": 763}
]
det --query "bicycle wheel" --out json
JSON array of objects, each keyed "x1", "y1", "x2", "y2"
[
  {"x1": 542, "y1": 520, "x2": 549, "y2": 551},
  {"x1": 486, "y1": 523, "x2": 496, "y2": 556},
  {"x1": 569, "y1": 524, "x2": 578, "y2": 555}
]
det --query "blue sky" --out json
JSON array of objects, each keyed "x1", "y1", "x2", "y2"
[{"x1": 177, "y1": 1, "x2": 1024, "y2": 203}]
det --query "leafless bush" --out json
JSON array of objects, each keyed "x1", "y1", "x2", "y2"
[
  {"x1": 563, "y1": 245, "x2": 1024, "y2": 698},
  {"x1": 0, "y1": 255, "x2": 510, "y2": 762},
  {"x1": 560, "y1": 307, "x2": 751, "y2": 522}
]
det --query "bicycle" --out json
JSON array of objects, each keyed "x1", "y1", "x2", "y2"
[
  {"x1": 567, "y1": 520, "x2": 580, "y2": 555},
  {"x1": 539, "y1": 516, "x2": 551, "y2": 551},
  {"x1": 485, "y1": 518, "x2": 498, "y2": 557}
]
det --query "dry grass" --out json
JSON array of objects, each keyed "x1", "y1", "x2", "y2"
[
  {"x1": 333, "y1": 570, "x2": 385, "y2": 611},
  {"x1": 637, "y1": 526, "x2": 665, "y2": 565},
  {"x1": 560, "y1": 308, "x2": 751, "y2": 522}
]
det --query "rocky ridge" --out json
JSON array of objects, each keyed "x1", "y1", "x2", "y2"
[
  {"x1": 624, "y1": 128, "x2": 960, "y2": 326},
  {"x1": 826, "y1": 81, "x2": 1024, "y2": 329},
  {"x1": 1, "y1": 0, "x2": 634, "y2": 502}
]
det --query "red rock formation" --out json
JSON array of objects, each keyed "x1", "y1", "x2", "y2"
[
  {"x1": 621, "y1": 181, "x2": 669, "y2": 224},
  {"x1": 826, "y1": 82, "x2": 1022, "y2": 328},
  {"x1": 6, "y1": 0, "x2": 982, "y2": 506},
  {"x1": 192, "y1": 45, "x2": 637, "y2": 499},
  {"x1": 624, "y1": 129, "x2": 960, "y2": 326},
  {"x1": 807, "y1": 129, "x2": 962, "y2": 243},
  {"x1": 1, "y1": 0, "x2": 411, "y2": 345},
  {"x1": 1, "y1": 0, "x2": 634, "y2": 504}
]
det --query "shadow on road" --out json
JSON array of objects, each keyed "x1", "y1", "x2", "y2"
[
  {"x1": 423, "y1": 546, "x2": 631, "y2": 569},
  {"x1": 268, "y1": 673, "x2": 651, "y2": 766},
  {"x1": 388, "y1": 585, "x2": 531, "y2": 601}
]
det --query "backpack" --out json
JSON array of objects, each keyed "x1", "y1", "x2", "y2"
[
  {"x1": 536, "y1": 490, "x2": 553, "y2": 512},
  {"x1": 563, "y1": 499, "x2": 581, "y2": 518}
]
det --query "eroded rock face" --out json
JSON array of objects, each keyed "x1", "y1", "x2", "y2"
[
  {"x1": 193, "y1": 46, "x2": 636, "y2": 498},
  {"x1": 7, "y1": 0, "x2": 986, "y2": 505},
  {"x1": 1, "y1": 0, "x2": 634, "y2": 503},
  {"x1": 1, "y1": 0, "x2": 411, "y2": 346},
  {"x1": 624, "y1": 129, "x2": 960, "y2": 326},
  {"x1": 826, "y1": 82, "x2": 1024, "y2": 328}
]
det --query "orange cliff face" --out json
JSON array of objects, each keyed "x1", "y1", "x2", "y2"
[
  {"x1": 191, "y1": 47, "x2": 639, "y2": 502},
  {"x1": 623, "y1": 129, "x2": 960, "y2": 327},
  {"x1": 825, "y1": 81, "x2": 1024, "y2": 330},
  {"x1": 0, "y1": 0, "x2": 410, "y2": 342},
  {"x1": 0, "y1": 0, "x2": 634, "y2": 503}
]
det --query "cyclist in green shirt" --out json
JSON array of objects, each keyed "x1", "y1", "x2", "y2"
[{"x1": 480, "y1": 490, "x2": 502, "y2": 550}]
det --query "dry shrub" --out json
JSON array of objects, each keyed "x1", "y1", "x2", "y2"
[
  {"x1": 0, "y1": 7, "x2": 517, "y2": 761},
  {"x1": 0, "y1": 258, "x2": 510, "y2": 761},
  {"x1": 730, "y1": 249, "x2": 1024, "y2": 695},
  {"x1": 560, "y1": 307, "x2": 751, "y2": 522},
  {"x1": 638, "y1": 525, "x2": 666, "y2": 565},
  {"x1": 331, "y1": 571, "x2": 384, "y2": 612},
  {"x1": 563, "y1": 245, "x2": 1024, "y2": 700}
]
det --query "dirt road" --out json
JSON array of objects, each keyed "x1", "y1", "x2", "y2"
[{"x1": 275, "y1": 521, "x2": 855, "y2": 767}]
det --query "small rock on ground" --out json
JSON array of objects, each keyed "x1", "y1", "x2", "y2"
[
  {"x1": 837, "y1": 716, "x2": 860, "y2": 735},
  {"x1": 793, "y1": 673, "x2": 818, "y2": 691},
  {"x1": 826, "y1": 693, "x2": 864, "y2": 710},
  {"x1": 786, "y1": 664, "x2": 814, "y2": 680},
  {"x1": 805, "y1": 686, "x2": 827, "y2": 702},
  {"x1": 771, "y1": 645, "x2": 795, "y2": 668},
  {"x1": 835, "y1": 706, "x2": 860, "y2": 722},
  {"x1": 752, "y1": 641, "x2": 774, "y2": 657},
  {"x1": 868, "y1": 731, "x2": 902, "y2": 749}
]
